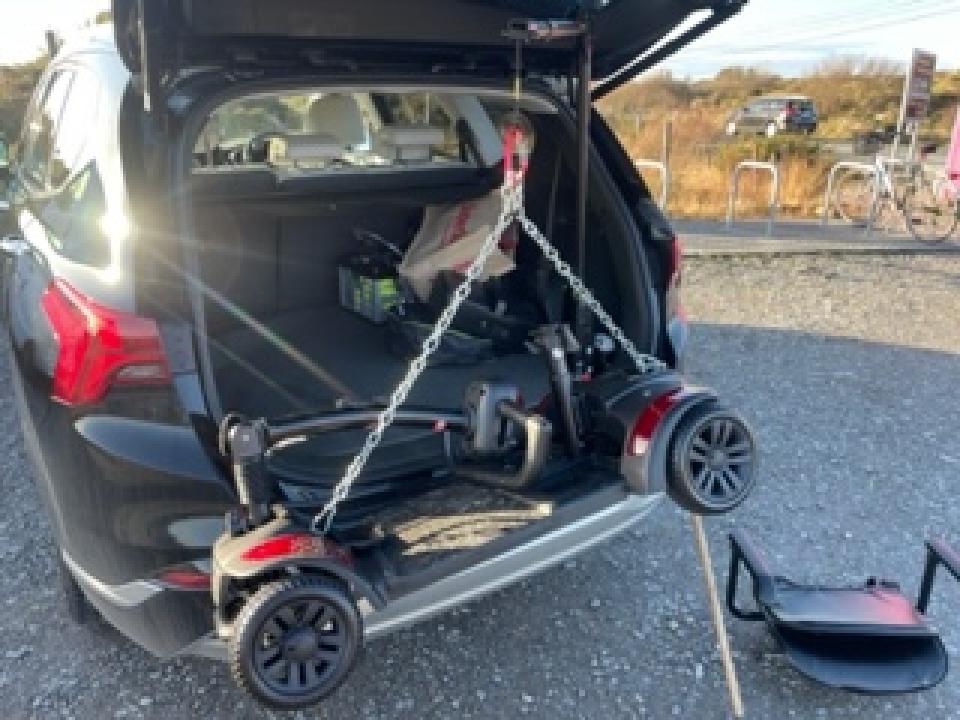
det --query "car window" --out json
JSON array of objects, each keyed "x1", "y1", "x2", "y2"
[
  {"x1": 41, "y1": 163, "x2": 109, "y2": 267},
  {"x1": 49, "y1": 70, "x2": 100, "y2": 190},
  {"x1": 20, "y1": 71, "x2": 73, "y2": 189},
  {"x1": 195, "y1": 90, "x2": 477, "y2": 171},
  {"x1": 377, "y1": 92, "x2": 461, "y2": 161},
  {"x1": 28, "y1": 69, "x2": 109, "y2": 268}
]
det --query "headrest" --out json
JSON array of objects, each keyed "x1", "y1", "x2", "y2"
[
  {"x1": 267, "y1": 133, "x2": 345, "y2": 164},
  {"x1": 306, "y1": 94, "x2": 367, "y2": 148},
  {"x1": 375, "y1": 124, "x2": 445, "y2": 163}
]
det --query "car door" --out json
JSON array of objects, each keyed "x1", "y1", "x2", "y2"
[
  {"x1": 6, "y1": 65, "x2": 109, "y2": 550},
  {"x1": 736, "y1": 101, "x2": 759, "y2": 131},
  {"x1": 113, "y1": 0, "x2": 747, "y2": 100}
]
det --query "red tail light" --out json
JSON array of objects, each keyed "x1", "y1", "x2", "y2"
[
  {"x1": 240, "y1": 532, "x2": 353, "y2": 566},
  {"x1": 40, "y1": 278, "x2": 170, "y2": 405},
  {"x1": 625, "y1": 389, "x2": 680, "y2": 457},
  {"x1": 668, "y1": 235, "x2": 683, "y2": 285},
  {"x1": 666, "y1": 235, "x2": 684, "y2": 318},
  {"x1": 157, "y1": 565, "x2": 211, "y2": 590}
]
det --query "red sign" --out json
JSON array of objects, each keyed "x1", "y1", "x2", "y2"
[{"x1": 899, "y1": 50, "x2": 937, "y2": 127}]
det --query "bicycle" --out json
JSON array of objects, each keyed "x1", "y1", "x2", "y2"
[{"x1": 833, "y1": 151, "x2": 959, "y2": 244}]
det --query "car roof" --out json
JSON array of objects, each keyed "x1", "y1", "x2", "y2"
[{"x1": 755, "y1": 95, "x2": 812, "y2": 102}]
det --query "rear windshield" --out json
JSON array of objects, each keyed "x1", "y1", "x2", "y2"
[{"x1": 193, "y1": 88, "x2": 554, "y2": 174}]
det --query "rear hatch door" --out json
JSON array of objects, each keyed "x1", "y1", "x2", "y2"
[{"x1": 113, "y1": 0, "x2": 745, "y2": 102}]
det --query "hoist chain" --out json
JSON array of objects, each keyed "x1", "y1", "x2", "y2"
[
  {"x1": 311, "y1": 183, "x2": 664, "y2": 535},
  {"x1": 517, "y1": 211, "x2": 665, "y2": 376},
  {"x1": 310, "y1": 181, "x2": 524, "y2": 533}
]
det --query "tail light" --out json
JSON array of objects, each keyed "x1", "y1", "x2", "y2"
[
  {"x1": 156, "y1": 565, "x2": 211, "y2": 590},
  {"x1": 624, "y1": 388, "x2": 681, "y2": 457},
  {"x1": 666, "y1": 235, "x2": 686, "y2": 325},
  {"x1": 40, "y1": 278, "x2": 170, "y2": 405},
  {"x1": 665, "y1": 235, "x2": 687, "y2": 362},
  {"x1": 667, "y1": 234, "x2": 683, "y2": 295},
  {"x1": 786, "y1": 102, "x2": 798, "y2": 116},
  {"x1": 239, "y1": 532, "x2": 353, "y2": 566}
]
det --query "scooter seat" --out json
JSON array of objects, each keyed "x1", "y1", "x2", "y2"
[
  {"x1": 727, "y1": 531, "x2": 953, "y2": 694},
  {"x1": 766, "y1": 580, "x2": 937, "y2": 636}
]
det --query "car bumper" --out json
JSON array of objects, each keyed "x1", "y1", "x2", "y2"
[{"x1": 177, "y1": 491, "x2": 664, "y2": 662}]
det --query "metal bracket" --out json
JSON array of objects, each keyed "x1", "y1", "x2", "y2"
[
  {"x1": 503, "y1": 19, "x2": 588, "y2": 43},
  {"x1": 220, "y1": 415, "x2": 273, "y2": 530},
  {"x1": 726, "y1": 160, "x2": 779, "y2": 236},
  {"x1": 917, "y1": 538, "x2": 960, "y2": 614}
]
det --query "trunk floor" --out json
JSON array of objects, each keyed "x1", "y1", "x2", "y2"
[
  {"x1": 212, "y1": 306, "x2": 551, "y2": 481},
  {"x1": 373, "y1": 483, "x2": 553, "y2": 578},
  {"x1": 213, "y1": 306, "x2": 550, "y2": 419}
]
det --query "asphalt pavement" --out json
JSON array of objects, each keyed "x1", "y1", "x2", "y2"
[{"x1": 1, "y1": 254, "x2": 959, "y2": 719}]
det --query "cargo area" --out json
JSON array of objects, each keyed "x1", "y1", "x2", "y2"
[{"x1": 183, "y1": 86, "x2": 658, "y2": 576}]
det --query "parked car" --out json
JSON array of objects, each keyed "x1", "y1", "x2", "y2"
[
  {"x1": 0, "y1": 0, "x2": 756, "y2": 711},
  {"x1": 725, "y1": 94, "x2": 818, "y2": 137}
]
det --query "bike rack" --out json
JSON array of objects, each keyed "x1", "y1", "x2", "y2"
[
  {"x1": 726, "y1": 161, "x2": 778, "y2": 235},
  {"x1": 634, "y1": 158, "x2": 669, "y2": 211},
  {"x1": 822, "y1": 161, "x2": 877, "y2": 228}
]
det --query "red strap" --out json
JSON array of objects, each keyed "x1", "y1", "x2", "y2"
[{"x1": 502, "y1": 125, "x2": 529, "y2": 178}]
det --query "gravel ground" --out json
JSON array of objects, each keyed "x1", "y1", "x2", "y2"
[{"x1": 2, "y1": 254, "x2": 960, "y2": 719}]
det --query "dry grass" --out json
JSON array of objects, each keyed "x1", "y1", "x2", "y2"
[
  {"x1": 608, "y1": 107, "x2": 833, "y2": 218},
  {"x1": 597, "y1": 60, "x2": 960, "y2": 219}
]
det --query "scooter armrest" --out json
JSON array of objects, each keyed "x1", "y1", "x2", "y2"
[
  {"x1": 727, "y1": 530, "x2": 777, "y2": 621},
  {"x1": 917, "y1": 538, "x2": 960, "y2": 613}
]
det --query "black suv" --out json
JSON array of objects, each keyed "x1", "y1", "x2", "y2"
[{"x1": 1, "y1": 0, "x2": 754, "y2": 710}]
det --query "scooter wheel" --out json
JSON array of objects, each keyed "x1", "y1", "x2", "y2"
[
  {"x1": 668, "y1": 402, "x2": 758, "y2": 515},
  {"x1": 229, "y1": 575, "x2": 361, "y2": 710}
]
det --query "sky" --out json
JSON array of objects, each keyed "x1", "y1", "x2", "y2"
[{"x1": 0, "y1": 0, "x2": 959, "y2": 77}]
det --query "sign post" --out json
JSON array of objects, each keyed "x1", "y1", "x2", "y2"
[{"x1": 895, "y1": 49, "x2": 937, "y2": 160}]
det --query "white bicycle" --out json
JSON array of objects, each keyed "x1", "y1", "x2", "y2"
[{"x1": 833, "y1": 150, "x2": 959, "y2": 244}]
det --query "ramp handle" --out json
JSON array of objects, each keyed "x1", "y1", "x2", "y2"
[
  {"x1": 917, "y1": 538, "x2": 960, "y2": 614},
  {"x1": 727, "y1": 530, "x2": 777, "y2": 621}
]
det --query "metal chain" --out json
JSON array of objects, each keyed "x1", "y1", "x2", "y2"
[
  {"x1": 311, "y1": 181, "x2": 524, "y2": 533},
  {"x1": 518, "y1": 211, "x2": 666, "y2": 375},
  {"x1": 313, "y1": 181, "x2": 665, "y2": 534}
]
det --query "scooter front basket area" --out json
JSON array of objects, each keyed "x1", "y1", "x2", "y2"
[{"x1": 727, "y1": 531, "x2": 959, "y2": 694}]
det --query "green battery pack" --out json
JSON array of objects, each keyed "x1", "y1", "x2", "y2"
[{"x1": 338, "y1": 255, "x2": 400, "y2": 323}]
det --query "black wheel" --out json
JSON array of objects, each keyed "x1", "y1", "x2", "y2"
[
  {"x1": 58, "y1": 555, "x2": 93, "y2": 624},
  {"x1": 668, "y1": 403, "x2": 758, "y2": 515},
  {"x1": 229, "y1": 576, "x2": 361, "y2": 711}
]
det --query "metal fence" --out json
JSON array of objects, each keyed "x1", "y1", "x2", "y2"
[{"x1": 633, "y1": 159, "x2": 669, "y2": 211}]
